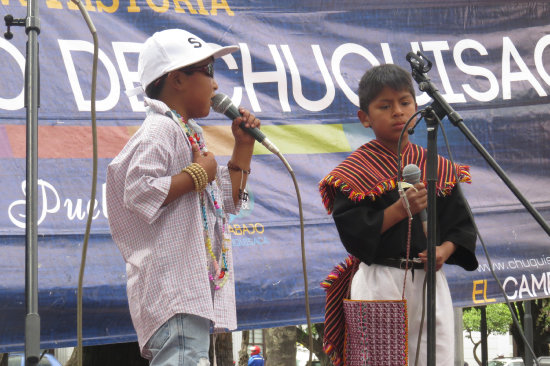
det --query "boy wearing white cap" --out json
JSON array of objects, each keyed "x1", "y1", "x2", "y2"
[{"x1": 106, "y1": 29, "x2": 259, "y2": 365}]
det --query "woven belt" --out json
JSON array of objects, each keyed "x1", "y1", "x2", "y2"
[{"x1": 374, "y1": 258, "x2": 424, "y2": 270}]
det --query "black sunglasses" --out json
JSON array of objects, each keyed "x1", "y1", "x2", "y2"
[{"x1": 179, "y1": 63, "x2": 214, "y2": 78}]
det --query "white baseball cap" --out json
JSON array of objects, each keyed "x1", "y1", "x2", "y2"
[{"x1": 127, "y1": 29, "x2": 239, "y2": 96}]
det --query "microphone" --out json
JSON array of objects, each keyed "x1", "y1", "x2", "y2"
[
  {"x1": 402, "y1": 163, "x2": 427, "y2": 236},
  {"x1": 211, "y1": 93, "x2": 280, "y2": 154}
]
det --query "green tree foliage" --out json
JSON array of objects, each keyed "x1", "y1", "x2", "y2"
[
  {"x1": 463, "y1": 303, "x2": 512, "y2": 336},
  {"x1": 463, "y1": 303, "x2": 513, "y2": 364},
  {"x1": 464, "y1": 299, "x2": 550, "y2": 364}
]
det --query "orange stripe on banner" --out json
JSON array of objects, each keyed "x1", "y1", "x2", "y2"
[
  {"x1": 3, "y1": 125, "x2": 236, "y2": 158},
  {"x1": 5, "y1": 125, "x2": 131, "y2": 159}
]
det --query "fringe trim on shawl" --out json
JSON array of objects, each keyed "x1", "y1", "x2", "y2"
[{"x1": 319, "y1": 167, "x2": 471, "y2": 215}]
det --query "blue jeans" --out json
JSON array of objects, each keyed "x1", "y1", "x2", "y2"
[{"x1": 145, "y1": 313, "x2": 211, "y2": 366}]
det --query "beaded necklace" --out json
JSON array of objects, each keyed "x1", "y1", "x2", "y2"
[{"x1": 172, "y1": 111, "x2": 231, "y2": 291}]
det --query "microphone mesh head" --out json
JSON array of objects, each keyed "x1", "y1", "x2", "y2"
[
  {"x1": 211, "y1": 93, "x2": 232, "y2": 114},
  {"x1": 402, "y1": 163, "x2": 421, "y2": 183}
]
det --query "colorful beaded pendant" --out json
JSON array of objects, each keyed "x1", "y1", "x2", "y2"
[{"x1": 172, "y1": 110, "x2": 231, "y2": 291}]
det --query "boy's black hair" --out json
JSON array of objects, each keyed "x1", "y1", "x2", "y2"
[
  {"x1": 145, "y1": 74, "x2": 168, "y2": 100},
  {"x1": 144, "y1": 70, "x2": 196, "y2": 99},
  {"x1": 358, "y1": 64, "x2": 416, "y2": 113}
]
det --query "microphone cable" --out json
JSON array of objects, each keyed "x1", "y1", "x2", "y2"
[
  {"x1": 271, "y1": 150, "x2": 314, "y2": 365},
  {"x1": 70, "y1": 1, "x2": 98, "y2": 365}
]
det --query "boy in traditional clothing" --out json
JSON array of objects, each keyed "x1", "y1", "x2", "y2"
[{"x1": 319, "y1": 64, "x2": 478, "y2": 365}]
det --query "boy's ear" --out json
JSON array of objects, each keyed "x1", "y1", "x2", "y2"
[
  {"x1": 357, "y1": 109, "x2": 370, "y2": 128},
  {"x1": 164, "y1": 71, "x2": 177, "y2": 90},
  {"x1": 168, "y1": 71, "x2": 187, "y2": 91}
]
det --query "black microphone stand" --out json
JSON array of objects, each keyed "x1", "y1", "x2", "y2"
[
  {"x1": 424, "y1": 107, "x2": 438, "y2": 366},
  {"x1": 405, "y1": 52, "x2": 439, "y2": 366},
  {"x1": 406, "y1": 50, "x2": 550, "y2": 366},
  {"x1": 5, "y1": 2, "x2": 41, "y2": 365}
]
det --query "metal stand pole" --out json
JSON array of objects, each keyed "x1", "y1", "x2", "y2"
[
  {"x1": 481, "y1": 306, "x2": 488, "y2": 366},
  {"x1": 425, "y1": 110, "x2": 439, "y2": 366},
  {"x1": 4, "y1": 2, "x2": 41, "y2": 365},
  {"x1": 524, "y1": 301, "x2": 534, "y2": 366},
  {"x1": 23, "y1": 1, "x2": 41, "y2": 362}
]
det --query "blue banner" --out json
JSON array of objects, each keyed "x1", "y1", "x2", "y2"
[{"x1": 0, "y1": 0, "x2": 549, "y2": 352}]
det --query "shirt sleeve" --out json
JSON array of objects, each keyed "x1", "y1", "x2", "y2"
[
  {"x1": 219, "y1": 165, "x2": 241, "y2": 215},
  {"x1": 438, "y1": 185, "x2": 479, "y2": 271},
  {"x1": 123, "y1": 130, "x2": 173, "y2": 225}
]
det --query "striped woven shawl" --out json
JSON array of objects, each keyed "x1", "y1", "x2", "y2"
[{"x1": 319, "y1": 140, "x2": 471, "y2": 214}]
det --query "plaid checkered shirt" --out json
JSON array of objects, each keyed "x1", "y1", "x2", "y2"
[{"x1": 106, "y1": 98, "x2": 239, "y2": 357}]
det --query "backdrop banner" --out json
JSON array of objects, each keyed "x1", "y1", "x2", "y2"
[{"x1": 0, "y1": 0, "x2": 549, "y2": 351}]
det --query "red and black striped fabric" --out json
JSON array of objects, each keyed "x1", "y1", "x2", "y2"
[
  {"x1": 320, "y1": 255, "x2": 360, "y2": 366},
  {"x1": 319, "y1": 140, "x2": 471, "y2": 215}
]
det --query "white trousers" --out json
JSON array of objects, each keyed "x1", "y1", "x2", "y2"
[{"x1": 350, "y1": 263, "x2": 455, "y2": 366}]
